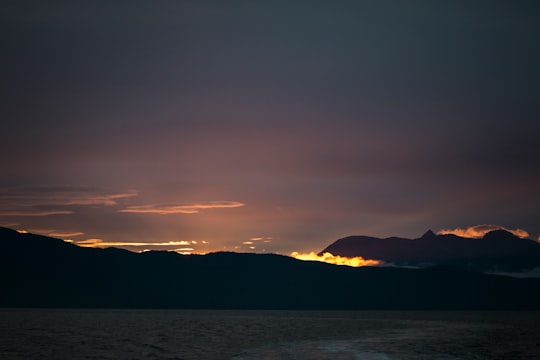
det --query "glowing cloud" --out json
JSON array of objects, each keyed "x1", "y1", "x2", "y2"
[
  {"x1": 15, "y1": 228, "x2": 84, "y2": 237},
  {"x1": 250, "y1": 236, "x2": 273, "y2": 242},
  {"x1": 290, "y1": 252, "x2": 382, "y2": 267},
  {"x1": 74, "y1": 238, "x2": 204, "y2": 255},
  {"x1": 48, "y1": 231, "x2": 85, "y2": 237},
  {"x1": 42, "y1": 190, "x2": 138, "y2": 206},
  {"x1": 76, "y1": 239, "x2": 196, "y2": 247},
  {"x1": 75, "y1": 238, "x2": 105, "y2": 245},
  {"x1": 438, "y1": 224, "x2": 530, "y2": 239},
  {"x1": 173, "y1": 248, "x2": 194, "y2": 254},
  {"x1": 119, "y1": 201, "x2": 245, "y2": 214}
]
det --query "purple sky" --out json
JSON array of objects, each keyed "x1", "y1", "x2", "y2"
[{"x1": 1, "y1": 1, "x2": 539, "y2": 254}]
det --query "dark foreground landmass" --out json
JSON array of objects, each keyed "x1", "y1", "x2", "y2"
[{"x1": 1, "y1": 227, "x2": 540, "y2": 309}]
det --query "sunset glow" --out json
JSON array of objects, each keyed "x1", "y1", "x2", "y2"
[
  {"x1": 438, "y1": 225, "x2": 530, "y2": 239},
  {"x1": 1, "y1": 1, "x2": 538, "y2": 260},
  {"x1": 75, "y1": 239, "x2": 198, "y2": 247},
  {"x1": 173, "y1": 248, "x2": 194, "y2": 255},
  {"x1": 291, "y1": 252, "x2": 382, "y2": 267}
]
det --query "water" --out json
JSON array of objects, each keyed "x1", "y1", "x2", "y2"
[{"x1": 1, "y1": 309, "x2": 539, "y2": 359}]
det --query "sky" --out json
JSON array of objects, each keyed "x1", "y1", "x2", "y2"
[{"x1": 1, "y1": 1, "x2": 539, "y2": 255}]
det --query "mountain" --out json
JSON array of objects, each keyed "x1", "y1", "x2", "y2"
[
  {"x1": 1, "y1": 226, "x2": 540, "y2": 309},
  {"x1": 320, "y1": 230, "x2": 540, "y2": 273}
]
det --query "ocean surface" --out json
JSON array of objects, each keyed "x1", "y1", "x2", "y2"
[{"x1": 1, "y1": 309, "x2": 539, "y2": 359}]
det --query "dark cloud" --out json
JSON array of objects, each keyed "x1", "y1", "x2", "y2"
[
  {"x1": 0, "y1": 186, "x2": 137, "y2": 216},
  {"x1": 1, "y1": 1, "x2": 539, "y2": 252}
]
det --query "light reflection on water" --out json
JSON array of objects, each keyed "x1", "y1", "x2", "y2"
[
  {"x1": 233, "y1": 340, "x2": 397, "y2": 360},
  {"x1": 0, "y1": 309, "x2": 538, "y2": 360}
]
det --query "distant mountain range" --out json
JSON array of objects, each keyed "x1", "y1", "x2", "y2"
[
  {"x1": 2, "y1": 226, "x2": 540, "y2": 310},
  {"x1": 321, "y1": 230, "x2": 540, "y2": 273}
]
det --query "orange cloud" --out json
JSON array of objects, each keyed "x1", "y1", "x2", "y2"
[
  {"x1": 290, "y1": 252, "x2": 382, "y2": 267},
  {"x1": 119, "y1": 201, "x2": 245, "y2": 214},
  {"x1": 438, "y1": 224, "x2": 530, "y2": 239},
  {"x1": 250, "y1": 236, "x2": 273, "y2": 242},
  {"x1": 74, "y1": 238, "x2": 208, "y2": 255},
  {"x1": 47, "y1": 190, "x2": 138, "y2": 206},
  {"x1": 75, "y1": 238, "x2": 204, "y2": 255},
  {"x1": 76, "y1": 239, "x2": 196, "y2": 247},
  {"x1": 48, "y1": 231, "x2": 85, "y2": 237},
  {"x1": 173, "y1": 248, "x2": 194, "y2": 254},
  {"x1": 75, "y1": 238, "x2": 105, "y2": 245}
]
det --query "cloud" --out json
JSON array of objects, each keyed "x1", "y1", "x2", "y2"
[
  {"x1": 290, "y1": 252, "x2": 382, "y2": 267},
  {"x1": 0, "y1": 187, "x2": 138, "y2": 217},
  {"x1": 75, "y1": 238, "x2": 204, "y2": 255},
  {"x1": 437, "y1": 224, "x2": 530, "y2": 239},
  {"x1": 76, "y1": 239, "x2": 195, "y2": 247},
  {"x1": 173, "y1": 248, "x2": 194, "y2": 255},
  {"x1": 1, "y1": 222, "x2": 20, "y2": 227},
  {"x1": 11, "y1": 227, "x2": 84, "y2": 238},
  {"x1": 119, "y1": 201, "x2": 245, "y2": 214},
  {"x1": 47, "y1": 231, "x2": 85, "y2": 237},
  {"x1": 237, "y1": 236, "x2": 274, "y2": 251},
  {"x1": 0, "y1": 186, "x2": 137, "y2": 206},
  {"x1": 0, "y1": 210, "x2": 73, "y2": 217},
  {"x1": 15, "y1": 229, "x2": 85, "y2": 237},
  {"x1": 250, "y1": 236, "x2": 273, "y2": 242}
]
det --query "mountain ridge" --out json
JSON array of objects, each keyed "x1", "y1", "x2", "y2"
[
  {"x1": 320, "y1": 229, "x2": 540, "y2": 272},
  {"x1": 2, "y1": 226, "x2": 540, "y2": 310}
]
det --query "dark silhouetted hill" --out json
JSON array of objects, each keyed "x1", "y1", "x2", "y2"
[
  {"x1": 320, "y1": 230, "x2": 540, "y2": 273},
  {"x1": 1, "y1": 227, "x2": 540, "y2": 309}
]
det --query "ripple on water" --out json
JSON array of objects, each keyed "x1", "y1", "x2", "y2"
[{"x1": 232, "y1": 339, "x2": 396, "y2": 360}]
